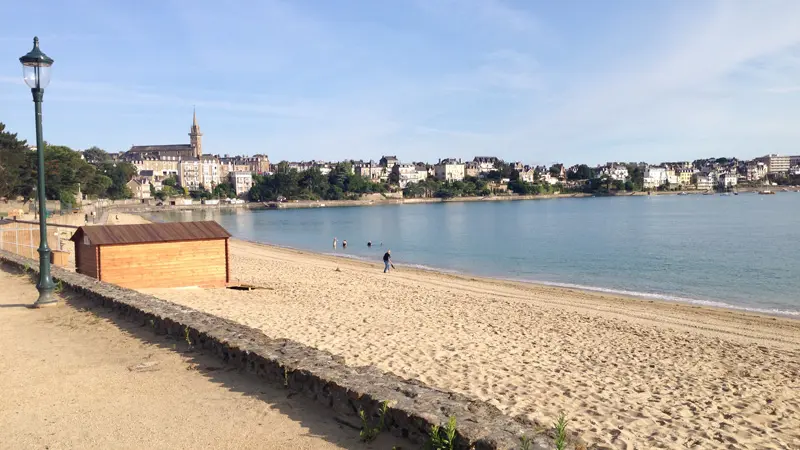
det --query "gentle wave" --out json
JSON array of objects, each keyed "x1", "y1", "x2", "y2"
[
  {"x1": 516, "y1": 279, "x2": 800, "y2": 318},
  {"x1": 252, "y1": 238, "x2": 800, "y2": 318},
  {"x1": 322, "y1": 250, "x2": 800, "y2": 317}
]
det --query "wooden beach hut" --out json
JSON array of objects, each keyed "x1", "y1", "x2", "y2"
[{"x1": 70, "y1": 221, "x2": 231, "y2": 289}]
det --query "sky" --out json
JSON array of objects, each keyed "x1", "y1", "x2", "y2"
[{"x1": 1, "y1": 0, "x2": 800, "y2": 166}]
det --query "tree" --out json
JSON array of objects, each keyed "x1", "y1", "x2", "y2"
[
  {"x1": 83, "y1": 146, "x2": 111, "y2": 164},
  {"x1": 508, "y1": 179, "x2": 535, "y2": 195},
  {"x1": 625, "y1": 164, "x2": 644, "y2": 191},
  {"x1": 568, "y1": 164, "x2": 595, "y2": 180},
  {"x1": 163, "y1": 175, "x2": 178, "y2": 187},
  {"x1": 98, "y1": 161, "x2": 137, "y2": 199},
  {"x1": 0, "y1": 123, "x2": 31, "y2": 199},
  {"x1": 212, "y1": 182, "x2": 236, "y2": 199},
  {"x1": 83, "y1": 173, "x2": 113, "y2": 198},
  {"x1": 42, "y1": 144, "x2": 98, "y2": 202},
  {"x1": 388, "y1": 165, "x2": 400, "y2": 185}
]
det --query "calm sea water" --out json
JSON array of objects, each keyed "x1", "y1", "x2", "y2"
[{"x1": 150, "y1": 193, "x2": 800, "y2": 316}]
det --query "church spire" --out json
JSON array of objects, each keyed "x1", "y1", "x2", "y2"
[{"x1": 189, "y1": 108, "x2": 202, "y2": 158}]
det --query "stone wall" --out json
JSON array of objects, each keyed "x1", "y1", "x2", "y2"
[{"x1": 1, "y1": 249, "x2": 553, "y2": 450}]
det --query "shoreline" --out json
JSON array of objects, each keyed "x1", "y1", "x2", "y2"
[
  {"x1": 255, "y1": 186, "x2": 784, "y2": 210},
  {"x1": 236, "y1": 236, "x2": 800, "y2": 322},
  {"x1": 134, "y1": 210, "x2": 800, "y2": 320}
]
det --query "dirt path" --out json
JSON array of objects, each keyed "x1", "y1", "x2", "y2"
[{"x1": 0, "y1": 265, "x2": 402, "y2": 450}]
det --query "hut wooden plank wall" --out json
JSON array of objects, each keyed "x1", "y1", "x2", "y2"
[{"x1": 70, "y1": 221, "x2": 231, "y2": 289}]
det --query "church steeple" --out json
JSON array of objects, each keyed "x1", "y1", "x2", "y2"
[{"x1": 189, "y1": 107, "x2": 202, "y2": 158}]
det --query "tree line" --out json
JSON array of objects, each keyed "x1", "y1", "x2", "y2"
[
  {"x1": 248, "y1": 161, "x2": 389, "y2": 201},
  {"x1": 0, "y1": 122, "x2": 137, "y2": 204}
]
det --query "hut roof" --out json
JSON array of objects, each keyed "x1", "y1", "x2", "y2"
[{"x1": 70, "y1": 221, "x2": 231, "y2": 246}]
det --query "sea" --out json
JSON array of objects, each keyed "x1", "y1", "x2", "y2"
[{"x1": 148, "y1": 193, "x2": 800, "y2": 317}]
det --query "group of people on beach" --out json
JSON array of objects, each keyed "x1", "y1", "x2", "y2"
[{"x1": 332, "y1": 237, "x2": 393, "y2": 273}]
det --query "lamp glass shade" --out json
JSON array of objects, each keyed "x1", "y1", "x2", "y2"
[
  {"x1": 23, "y1": 65, "x2": 51, "y2": 89},
  {"x1": 19, "y1": 37, "x2": 54, "y2": 89}
]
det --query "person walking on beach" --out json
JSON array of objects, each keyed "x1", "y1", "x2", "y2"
[
  {"x1": 343, "y1": 239, "x2": 347, "y2": 249},
  {"x1": 383, "y1": 250, "x2": 393, "y2": 273},
  {"x1": 333, "y1": 237, "x2": 337, "y2": 250}
]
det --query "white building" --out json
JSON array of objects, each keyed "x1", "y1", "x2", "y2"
[
  {"x1": 666, "y1": 171, "x2": 679, "y2": 186},
  {"x1": 229, "y1": 171, "x2": 253, "y2": 197},
  {"x1": 434, "y1": 158, "x2": 465, "y2": 182},
  {"x1": 519, "y1": 168, "x2": 536, "y2": 183},
  {"x1": 599, "y1": 164, "x2": 629, "y2": 181},
  {"x1": 178, "y1": 158, "x2": 201, "y2": 191},
  {"x1": 379, "y1": 155, "x2": 398, "y2": 169},
  {"x1": 541, "y1": 173, "x2": 560, "y2": 185},
  {"x1": 757, "y1": 154, "x2": 790, "y2": 174},
  {"x1": 745, "y1": 162, "x2": 768, "y2": 181},
  {"x1": 472, "y1": 156, "x2": 500, "y2": 175},
  {"x1": 200, "y1": 155, "x2": 221, "y2": 190},
  {"x1": 718, "y1": 172, "x2": 738, "y2": 188},
  {"x1": 643, "y1": 167, "x2": 668, "y2": 189},
  {"x1": 354, "y1": 161, "x2": 386, "y2": 181},
  {"x1": 694, "y1": 174, "x2": 714, "y2": 191},
  {"x1": 396, "y1": 164, "x2": 425, "y2": 188}
]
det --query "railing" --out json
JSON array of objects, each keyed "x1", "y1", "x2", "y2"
[
  {"x1": 0, "y1": 221, "x2": 75, "y2": 268},
  {"x1": 0, "y1": 224, "x2": 41, "y2": 260}
]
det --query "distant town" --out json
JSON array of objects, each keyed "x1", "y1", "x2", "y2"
[
  {"x1": 112, "y1": 113, "x2": 799, "y2": 202},
  {"x1": 2, "y1": 113, "x2": 799, "y2": 207}
]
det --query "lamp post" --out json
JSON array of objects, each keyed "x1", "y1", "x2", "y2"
[{"x1": 20, "y1": 37, "x2": 56, "y2": 307}]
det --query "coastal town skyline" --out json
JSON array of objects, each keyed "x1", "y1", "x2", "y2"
[
  {"x1": 111, "y1": 110, "x2": 797, "y2": 198},
  {"x1": 3, "y1": 1, "x2": 800, "y2": 164}
]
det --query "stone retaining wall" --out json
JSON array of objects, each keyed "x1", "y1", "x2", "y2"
[{"x1": 1, "y1": 249, "x2": 552, "y2": 450}]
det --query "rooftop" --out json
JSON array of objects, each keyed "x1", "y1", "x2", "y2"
[
  {"x1": 128, "y1": 144, "x2": 194, "y2": 153},
  {"x1": 70, "y1": 221, "x2": 231, "y2": 246}
]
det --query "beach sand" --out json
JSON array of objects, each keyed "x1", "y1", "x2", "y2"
[{"x1": 118, "y1": 214, "x2": 800, "y2": 448}]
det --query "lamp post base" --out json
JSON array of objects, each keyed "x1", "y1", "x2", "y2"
[
  {"x1": 32, "y1": 295, "x2": 58, "y2": 308},
  {"x1": 34, "y1": 247, "x2": 57, "y2": 308}
]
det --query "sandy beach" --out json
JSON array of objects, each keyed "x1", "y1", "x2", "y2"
[{"x1": 114, "y1": 214, "x2": 800, "y2": 448}]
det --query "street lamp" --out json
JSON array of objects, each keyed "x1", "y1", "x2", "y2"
[{"x1": 20, "y1": 36, "x2": 56, "y2": 307}]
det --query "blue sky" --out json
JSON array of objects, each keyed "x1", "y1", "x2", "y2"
[{"x1": 1, "y1": 0, "x2": 800, "y2": 166}]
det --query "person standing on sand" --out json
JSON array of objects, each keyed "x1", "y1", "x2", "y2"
[
  {"x1": 333, "y1": 237, "x2": 337, "y2": 250},
  {"x1": 383, "y1": 250, "x2": 393, "y2": 273}
]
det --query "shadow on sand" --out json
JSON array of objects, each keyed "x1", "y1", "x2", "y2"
[{"x1": 2, "y1": 264, "x2": 407, "y2": 450}]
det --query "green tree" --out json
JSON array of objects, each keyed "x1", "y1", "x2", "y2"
[
  {"x1": 83, "y1": 146, "x2": 111, "y2": 164},
  {"x1": 388, "y1": 165, "x2": 400, "y2": 185},
  {"x1": 84, "y1": 173, "x2": 113, "y2": 198},
  {"x1": 163, "y1": 175, "x2": 178, "y2": 187},
  {"x1": 42, "y1": 144, "x2": 97, "y2": 202},
  {"x1": 212, "y1": 182, "x2": 236, "y2": 199},
  {"x1": 0, "y1": 123, "x2": 31, "y2": 199},
  {"x1": 568, "y1": 164, "x2": 595, "y2": 180},
  {"x1": 98, "y1": 161, "x2": 137, "y2": 199}
]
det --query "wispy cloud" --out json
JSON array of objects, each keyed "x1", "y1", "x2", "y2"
[
  {"x1": 765, "y1": 86, "x2": 800, "y2": 94},
  {"x1": 2, "y1": 0, "x2": 800, "y2": 164},
  {"x1": 415, "y1": 0, "x2": 540, "y2": 34}
]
